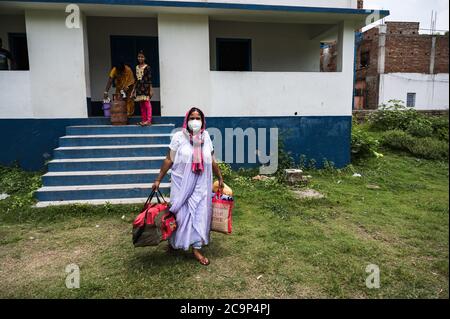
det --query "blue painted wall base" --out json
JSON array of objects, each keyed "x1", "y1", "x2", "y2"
[{"x1": 0, "y1": 116, "x2": 351, "y2": 171}]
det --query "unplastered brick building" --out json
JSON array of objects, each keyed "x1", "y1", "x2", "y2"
[{"x1": 355, "y1": 22, "x2": 449, "y2": 110}]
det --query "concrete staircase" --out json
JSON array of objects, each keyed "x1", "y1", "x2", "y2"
[{"x1": 35, "y1": 123, "x2": 175, "y2": 207}]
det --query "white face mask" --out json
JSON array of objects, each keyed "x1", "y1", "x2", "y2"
[{"x1": 188, "y1": 119, "x2": 202, "y2": 133}]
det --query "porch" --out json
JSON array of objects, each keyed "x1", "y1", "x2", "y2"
[{"x1": 0, "y1": 1, "x2": 387, "y2": 119}]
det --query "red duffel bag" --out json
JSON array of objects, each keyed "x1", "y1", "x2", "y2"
[{"x1": 132, "y1": 188, "x2": 177, "y2": 247}]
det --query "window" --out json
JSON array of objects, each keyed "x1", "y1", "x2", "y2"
[
  {"x1": 407, "y1": 93, "x2": 416, "y2": 107},
  {"x1": 216, "y1": 38, "x2": 251, "y2": 71},
  {"x1": 360, "y1": 50, "x2": 370, "y2": 68}
]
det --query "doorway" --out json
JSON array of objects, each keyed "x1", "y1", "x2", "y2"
[
  {"x1": 8, "y1": 33, "x2": 29, "y2": 70},
  {"x1": 110, "y1": 35, "x2": 161, "y2": 116}
]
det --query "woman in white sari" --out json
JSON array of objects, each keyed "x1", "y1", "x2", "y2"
[{"x1": 152, "y1": 107, "x2": 224, "y2": 266}]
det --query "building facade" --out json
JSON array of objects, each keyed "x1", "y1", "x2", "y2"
[
  {"x1": 355, "y1": 22, "x2": 449, "y2": 110},
  {"x1": 0, "y1": 0, "x2": 387, "y2": 171}
]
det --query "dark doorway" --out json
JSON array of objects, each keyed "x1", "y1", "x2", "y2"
[
  {"x1": 109, "y1": 35, "x2": 161, "y2": 116},
  {"x1": 8, "y1": 33, "x2": 29, "y2": 70},
  {"x1": 216, "y1": 38, "x2": 252, "y2": 71}
]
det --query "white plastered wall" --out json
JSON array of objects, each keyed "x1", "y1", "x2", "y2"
[
  {"x1": 379, "y1": 73, "x2": 449, "y2": 110},
  {"x1": 0, "y1": 71, "x2": 32, "y2": 118},
  {"x1": 208, "y1": 20, "x2": 356, "y2": 116},
  {"x1": 158, "y1": 14, "x2": 211, "y2": 116},
  {"x1": 209, "y1": 20, "x2": 321, "y2": 72},
  {"x1": 25, "y1": 9, "x2": 88, "y2": 118},
  {"x1": 159, "y1": 15, "x2": 355, "y2": 117},
  {"x1": 0, "y1": 15, "x2": 32, "y2": 118}
]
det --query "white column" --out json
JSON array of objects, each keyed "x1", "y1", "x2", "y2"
[
  {"x1": 25, "y1": 9, "x2": 88, "y2": 118},
  {"x1": 377, "y1": 24, "x2": 387, "y2": 75},
  {"x1": 337, "y1": 20, "x2": 357, "y2": 115},
  {"x1": 82, "y1": 14, "x2": 91, "y2": 100},
  {"x1": 337, "y1": 20, "x2": 356, "y2": 74},
  {"x1": 157, "y1": 14, "x2": 210, "y2": 116}
]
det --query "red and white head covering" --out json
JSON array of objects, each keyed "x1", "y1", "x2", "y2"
[{"x1": 182, "y1": 107, "x2": 206, "y2": 174}]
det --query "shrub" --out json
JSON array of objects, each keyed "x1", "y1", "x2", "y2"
[
  {"x1": 406, "y1": 118, "x2": 433, "y2": 138},
  {"x1": 351, "y1": 126, "x2": 380, "y2": 160},
  {"x1": 217, "y1": 161, "x2": 233, "y2": 179},
  {"x1": 429, "y1": 116, "x2": 449, "y2": 141},
  {"x1": 382, "y1": 130, "x2": 449, "y2": 160},
  {"x1": 382, "y1": 130, "x2": 415, "y2": 150},
  {"x1": 368, "y1": 100, "x2": 419, "y2": 131},
  {"x1": 275, "y1": 138, "x2": 295, "y2": 179},
  {"x1": 407, "y1": 137, "x2": 449, "y2": 160}
]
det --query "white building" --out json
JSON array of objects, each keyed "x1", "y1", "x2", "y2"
[{"x1": 0, "y1": 0, "x2": 388, "y2": 171}]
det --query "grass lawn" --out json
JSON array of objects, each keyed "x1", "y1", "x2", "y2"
[{"x1": 0, "y1": 151, "x2": 448, "y2": 298}]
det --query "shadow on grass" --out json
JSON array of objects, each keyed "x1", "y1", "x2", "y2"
[{"x1": 126, "y1": 237, "x2": 231, "y2": 272}]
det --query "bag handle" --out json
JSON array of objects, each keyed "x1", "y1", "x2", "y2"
[
  {"x1": 144, "y1": 189, "x2": 157, "y2": 207},
  {"x1": 144, "y1": 188, "x2": 168, "y2": 208},
  {"x1": 153, "y1": 188, "x2": 168, "y2": 205}
]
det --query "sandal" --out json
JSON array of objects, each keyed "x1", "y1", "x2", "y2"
[{"x1": 193, "y1": 249, "x2": 210, "y2": 266}]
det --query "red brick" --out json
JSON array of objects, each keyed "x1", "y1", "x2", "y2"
[{"x1": 355, "y1": 22, "x2": 449, "y2": 109}]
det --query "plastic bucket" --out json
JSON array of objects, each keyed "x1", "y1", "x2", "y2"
[{"x1": 102, "y1": 102, "x2": 111, "y2": 117}]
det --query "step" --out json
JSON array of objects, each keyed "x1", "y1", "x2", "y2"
[
  {"x1": 35, "y1": 197, "x2": 170, "y2": 208},
  {"x1": 66, "y1": 124, "x2": 176, "y2": 136},
  {"x1": 59, "y1": 134, "x2": 172, "y2": 147},
  {"x1": 47, "y1": 156, "x2": 166, "y2": 172},
  {"x1": 42, "y1": 169, "x2": 171, "y2": 186},
  {"x1": 35, "y1": 183, "x2": 171, "y2": 202},
  {"x1": 53, "y1": 145, "x2": 170, "y2": 159}
]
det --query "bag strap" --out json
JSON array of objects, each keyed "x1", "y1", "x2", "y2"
[
  {"x1": 143, "y1": 188, "x2": 168, "y2": 216},
  {"x1": 143, "y1": 188, "x2": 168, "y2": 211},
  {"x1": 143, "y1": 188, "x2": 164, "y2": 220},
  {"x1": 214, "y1": 190, "x2": 222, "y2": 199},
  {"x1": 156, "y1": 188, "x2": 168, "y2": 204},
  {"x1": 144, "y1": 189, "x2": 157, "y2": 208}
]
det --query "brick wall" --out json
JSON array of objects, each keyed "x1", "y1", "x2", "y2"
[
  {"x1": 320, "y1": 42, "x2": 337, "y2": 72},
  {"x1": 385, "y1": 36, "x2": 432, "y2": 74},
  {"x1": 355, "y1": 27, "x2": 380, "y2": 109},
  {"x1": 384, "y1": 22, "x2": 449, "y2": 74},
  {"x1": 435, "y1": 35, "x2": 450, "y2": 73},
  {"x1": 357, "y1": 0, "x2": 364, "y2": 9},
  {"x1": 386, "y1": 22, "x2": 420, "y2": 35},
  {"x1": 355, "y1": 22, "x2": 449, "y2": 109}
]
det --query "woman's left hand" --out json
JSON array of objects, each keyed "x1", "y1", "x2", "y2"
[{"x1": 218, "y1": 178, "x2": 224, "y2": 191}]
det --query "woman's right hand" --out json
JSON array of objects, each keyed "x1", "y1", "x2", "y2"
[{"x1": 152, "y1": 180, "x2": 161, "y2": 191}]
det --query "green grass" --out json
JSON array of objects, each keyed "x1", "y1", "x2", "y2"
[{"x1": 0, "y1": 152, "x2": 448, "y2": 299}]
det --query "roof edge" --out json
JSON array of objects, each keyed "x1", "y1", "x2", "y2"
[{"x1": 3, "y1": 0, "x2": 391, "y2": 17}]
